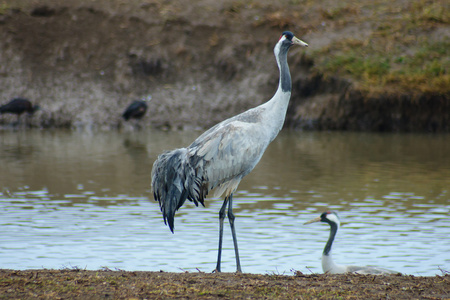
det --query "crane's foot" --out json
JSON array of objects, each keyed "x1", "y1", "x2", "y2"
[{"x1": 212, "y1": 268, "x2": 242, "y2": 273}]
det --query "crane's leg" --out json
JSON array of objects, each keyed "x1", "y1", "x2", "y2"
[
  {"x1": 213, "y1": 196, "x2": 229, "y2": 273},
  {"x1": 227, "y1": 194, "x2": 242, "y2": 273}
]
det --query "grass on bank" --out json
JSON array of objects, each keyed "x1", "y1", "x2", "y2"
[
  {"x1": 1, "y1": 0, "x2": 449, "y2": 97},
  {"x1": 308, "y1": 0, "x2": 449, "y2": 96},
  {"x1": 312, "y1": 38, "x2": 449, "y2": 95}
]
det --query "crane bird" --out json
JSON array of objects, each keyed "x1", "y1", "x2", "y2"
[
  {"x1": 304, "y1": 211, "x2": 400, "y2": 275},
  {"x1": 151, "y1": 31, "x2": 308, "y2": 273},
  {"x1": 0, "y1": 98, "x2": 40, "y2": 124},
  {"x1": 122, "y1": 100, "x2": 148, "y2": 121}
]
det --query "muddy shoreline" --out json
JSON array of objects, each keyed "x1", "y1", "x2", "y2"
[
  {"x1": 1, "y1": 269, "x2": 449, "y2": 299},
  {"x1": 0, "y1": 0, "x2": 448, "y2": 131}
]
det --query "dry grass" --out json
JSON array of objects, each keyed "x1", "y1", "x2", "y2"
[{"x1": 1, "y1": 269, "x2": 449, "y2": 299}]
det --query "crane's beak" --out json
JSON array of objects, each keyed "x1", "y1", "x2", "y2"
[
  {"x1": 292, "y1": 36, "x2": 308, "y2": 47},
  {"x1": 303, "y1": 216, "x2": 321, "y2": 225}
]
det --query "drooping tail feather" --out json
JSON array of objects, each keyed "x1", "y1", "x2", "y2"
[{"x1": 151, "y1": 148, "x2": 206, "y2": 232}]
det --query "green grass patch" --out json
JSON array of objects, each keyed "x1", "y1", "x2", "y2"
[
  {"x1": 0, "y1": 3, "x2": 11, "y2": 14},
  {"x1": 310, "y1": 0, "x2": 449, "y2": 95}
]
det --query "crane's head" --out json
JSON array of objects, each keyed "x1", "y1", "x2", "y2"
[
  {"x1": 280, "y1": 31, "x2": 308, "y2": 47},
  {"x1": 274, "y1": 31, "x2": 308, "y2": 60},
  {"x1": 304, "y1": 211, "x2": 340, "y2": 227}
]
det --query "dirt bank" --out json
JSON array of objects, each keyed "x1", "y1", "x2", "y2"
[
  {"x1": 1, "y1": 269, "x2": 449, "y2": 299},
  {"x1": 0, "y1": 0, "x2": 448, "y2": 131}
]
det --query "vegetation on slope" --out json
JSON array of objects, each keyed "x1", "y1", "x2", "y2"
[{"x1": 0, "y1": 0, "x2": 448, "y2": 130}]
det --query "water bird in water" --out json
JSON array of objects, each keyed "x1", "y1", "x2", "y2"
[
  {"x1": 151, "y1": 32, "x2": 308, "y2": 273},
  {"x1": 0, "y1": 97, "x2": 40, "y2": 124},
  {"x1": 304, "y1": 211, "x2": 400, "y2": 275},
  {"x1": 122, "y1": 100, "x2": 148, "y2": 121}
]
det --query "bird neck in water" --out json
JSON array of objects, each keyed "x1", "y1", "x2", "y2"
[
  {"x1": 322, "y1": 253, "x2": 347, "y2": 274},
  {"x1": 323, "y1": 221, "x2": 338, "y2": 256}
]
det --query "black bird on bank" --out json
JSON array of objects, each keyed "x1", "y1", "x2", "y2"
[
  {"x1": 122, "y1": 100, "x2": 148, "y2": 121},
  {"x1": 0, "y1": 98, "x2": 40, "y2": 124}
]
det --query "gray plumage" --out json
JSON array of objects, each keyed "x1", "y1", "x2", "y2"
[{"x1": 152, "y1": 31, "x2": 308, "y2": 273}]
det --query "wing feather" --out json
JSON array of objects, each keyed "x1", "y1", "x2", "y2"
[
  {"x1": 151, "y1": 106, "x2": 272, "y2": 231},
  {"x1": 189, "y1": 120, "x2": 268, "y2": 197}
]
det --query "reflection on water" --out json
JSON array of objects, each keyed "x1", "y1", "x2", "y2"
[{"x1": 0, "y1": 129, "x2": 449, "y2": 275}]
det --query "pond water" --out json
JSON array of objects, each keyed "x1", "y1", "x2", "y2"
[{"x1": 0, "y1": 128, "x2": 449, "y2": 276}]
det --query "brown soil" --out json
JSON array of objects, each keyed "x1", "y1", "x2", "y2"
[
  {"x1": 1, "y1": 269, "x2": 449, "y2": 299},
  {"x1": 0, "y1": 0, "x2": 448, "y2": 131}
]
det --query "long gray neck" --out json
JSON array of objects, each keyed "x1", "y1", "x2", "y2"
[
  {"x1": 278, "y1": 47, "x2": 291, "y2": 93},
  {"x1": 323, "y1": 222, "x2": 338, "y2": 256},
  {"x1": 260, "y1": 42, "x2": 293, "y2": 139}
]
